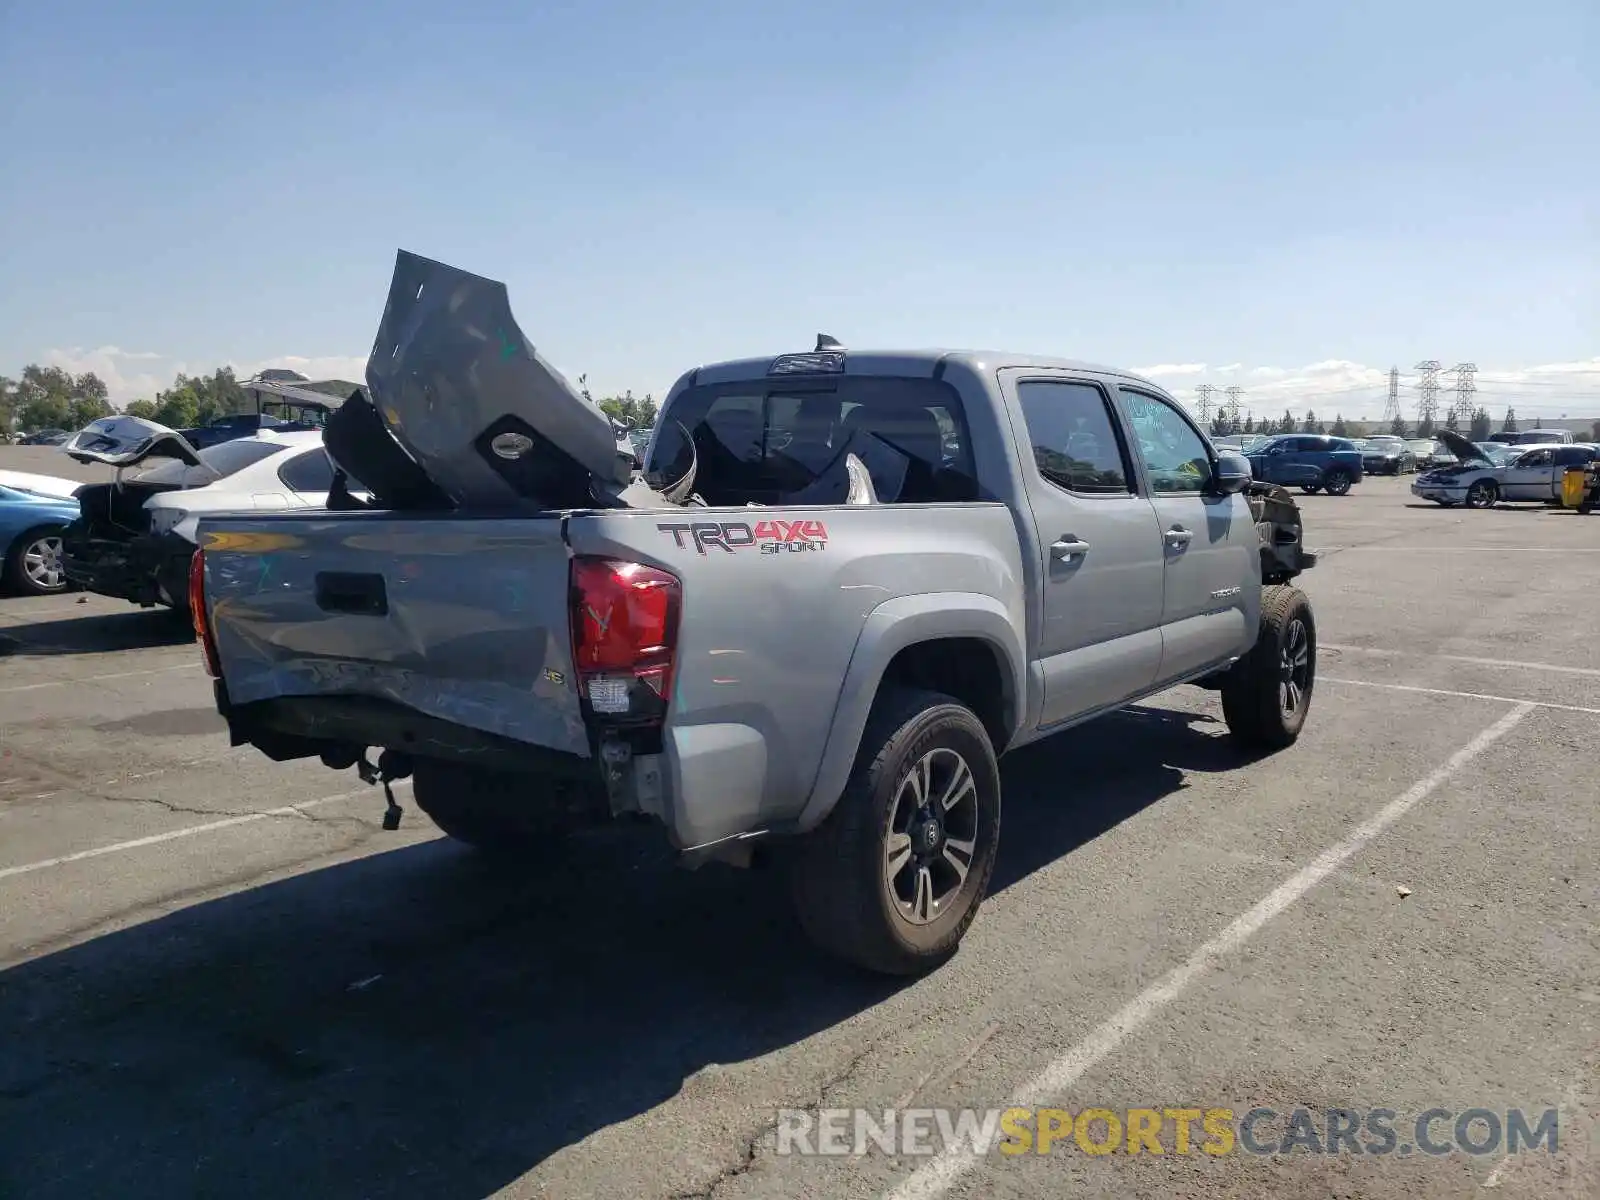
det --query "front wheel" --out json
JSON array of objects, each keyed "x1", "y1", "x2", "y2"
[
  {"x1": 4, "y1": 527, "x2": 68, "y2": 596},
  {"x1": 1322, "y1": 469, "x2": 1352, "y2": 496},
  {"x1": 1465, "y1": 479, "x2": 1498, "y2": 509},
  {"x1": 1221, "y1": 586, "x2": 1316, "y2": 752},
  {"x1": 789, "y1": 688, "x2": 1001, "y2": 976}
]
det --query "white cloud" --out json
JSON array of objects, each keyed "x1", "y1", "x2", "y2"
[
  {"x1": 41, "y1": 347, "x2": 369, "y2": 404},
  {"x1": 1215, "y1": 363, "x2": 1243, "y2": 374},
  {"x1": 1130, "y1": 362, "x2": 1207, "y2": 378}
]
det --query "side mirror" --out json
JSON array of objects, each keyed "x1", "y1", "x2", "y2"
[{"x1": 1212, "y1": 451, "x2": 1252, "y2": 496}]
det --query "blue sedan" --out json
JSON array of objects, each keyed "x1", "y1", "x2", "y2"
[{"x1": 1, "y1": 482, "x2": 80, "y2": 595}]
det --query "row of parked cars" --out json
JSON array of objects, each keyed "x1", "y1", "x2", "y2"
[{"x1": 1207, "y1": 428, "x2": 1596, "y2": 508}]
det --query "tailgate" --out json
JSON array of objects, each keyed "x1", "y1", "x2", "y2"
[{"x1": 198, "y1": 513, "x2": 589, "y2": 757}]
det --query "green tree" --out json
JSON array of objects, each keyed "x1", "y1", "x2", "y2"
[
  {"x1": 1330, "y1": 414, "x2": 1348, "y2": 437},
  {"x1": 597, "y1": 389, "x2": 657, "y2": 428},
  {"x1": 1210, "y1": 412, "x2": 1229, "y2": 437},
  {"x1": 122, "y1": 399, "x2": 160, "y2": 420},
  {"x1": 1502, "y1": 408, "x2": 1518, "y2": 433},
  {"x1": 1389, "y1": 414, "x2": 1408, "y2": 437},
  {"x1": 11, "y1": 364, "x2": 111, "y2": 431},
  {"x1": 153, "y1": 384, "x2": 202, "y2": 430},
  {"x1": 1243, "y1": 414, "x2": 1255, "y2": 435},
  {"x1": 1591, "y1": 419, "x2": 1600, "y2": 443},
  {"x1": 1300, "y1": 410, "x2": 1318, "y2": 433},
  {"x1": 1417, "y1": 411, "x2": 1435, "y2": 438},
  {"x1": 1469, "y1": 407, "x2": 1492, "y2": 441}
]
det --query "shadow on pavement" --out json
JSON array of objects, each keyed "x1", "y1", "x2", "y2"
[
  {"x1": 0, "y1": 704, "x2": 1247, "y2": 1199},
  {"x1": 0, "y1": 608, "x2": 193, "y2": 656}
]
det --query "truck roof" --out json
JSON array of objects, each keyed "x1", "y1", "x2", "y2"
[{"x1": 681, "y1": 348, "x2": 1165, "y2": 391}]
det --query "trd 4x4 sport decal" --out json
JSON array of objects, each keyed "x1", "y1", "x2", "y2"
[{"x1": 657, "y1": 519, "x2": 829, "y2": 556}]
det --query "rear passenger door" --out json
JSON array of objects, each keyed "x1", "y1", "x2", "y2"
[
  {"x1": 1118, "y1": 387, "x2": 1259, "y2": 684},
  {"x1": 1000, "y1": 372, "x2": 1166, "y2": 727},
  {"x1": 1500, "y1": 448, "x2": 1555, "y2": 500}
]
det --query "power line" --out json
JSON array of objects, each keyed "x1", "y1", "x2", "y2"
[
  {"x1": 1224, "y1": 386, "x2": 1243, "y2": 427},
  {"x1": 1194, "y1": 383, "x2": 1214, "y2": 425},
  {"x1": 1414, "y1": 360, "x2": 1442, "y2": 430},
  {"x1": 1381, "y1": 366, "x2": 1402, "y2": 428},
  {"x1": 1449, "y1": 362, "x2": 1478, "y2": 426}
]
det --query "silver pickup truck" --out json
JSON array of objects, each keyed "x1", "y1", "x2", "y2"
[{"x1": 190, "y1": 252, "x2": 1318, "y2": 977}]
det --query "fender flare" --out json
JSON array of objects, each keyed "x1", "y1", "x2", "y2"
[{"x1": 794, "y1": 592, "x2": 1025, "y2": 833}]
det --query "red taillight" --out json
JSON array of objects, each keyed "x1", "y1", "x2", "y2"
[
  {"x1": 188, "y1": 550, "x2": 221, "y2": 678},
  {"x1": 569, "y1": 557, "x2": 681, "y2": 720}
]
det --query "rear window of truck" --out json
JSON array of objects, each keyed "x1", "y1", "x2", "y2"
[{"x1": 645, "y1": 377, "x2": 979, "y2": 506}]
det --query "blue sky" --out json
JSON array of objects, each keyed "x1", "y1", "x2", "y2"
[{"x1": 2, "y1": 0, "x2": 1595, "y2": 422}]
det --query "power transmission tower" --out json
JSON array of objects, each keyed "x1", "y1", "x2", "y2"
[
  {"x1": 1224, "y1": 386, "x2": 1244, "y2": 428},
  {"x1": 1414, "y1": 360, "x2": 1441, "y2": 431},
  {"x1": 1449, "y1": 362, "x2": 1477, "y2": 428},
  {"x1": 1381, "y1": 367, "x2": 1402, "y2": 429},
  {"x1": 1195, "y1": 384, "x2": 1215, "y2": 425}
]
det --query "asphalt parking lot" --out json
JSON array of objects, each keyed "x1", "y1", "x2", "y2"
[{"x1": 1, "y1": 473, "x2": 1595, "y2": 1199}]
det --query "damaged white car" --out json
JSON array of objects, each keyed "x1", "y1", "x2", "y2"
[{"x1": 59, "y1": 419, "x2": 363, "y2": 613}]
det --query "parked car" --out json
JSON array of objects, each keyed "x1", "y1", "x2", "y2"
[
  {"x1": 0, "y1": 469, "x2": 84, "y2": 500},
  {"x1": 1245, "y1": 433, "x2": 1365, "y2": 495},
  {"x1": 1, "y1": 480, "x2": 80, "y2": 595},
  {"x1": 1488, "y1": 428, "x2": 1576, "y2": 446},
  {"x1": 185, "y1": 250, "x2": 1321, "y2": 978},
  {"x1": 1406, "y1": 439, "x2": 1444, "y2": 469},
  {"x1": 1357, "y1": 434, "x2": 1416, "y2": 475},
  {"x1": 178, "y1": 411, "x2": 302, "y2": 450},
  {"x1": 61, "y1": 422, "x2": 356, "y2": 613},
  {"x1": 1411, "y1": 431, "x2": 1598, "y2": 508},
  {"x1": 18, "y1": 428, "x2": 70, "y2": 446}
]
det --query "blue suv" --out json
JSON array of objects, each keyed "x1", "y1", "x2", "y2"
[{"x1": 1245, "y1": 434, "x2": 1366, "y2": 496}]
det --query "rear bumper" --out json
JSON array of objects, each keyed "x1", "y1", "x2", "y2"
[
  {"x1": 216, "y1": 686, "x2": 775, "y2": 854},
  {"x1": 62, "y1": 527, "x2": 194, "y2": 607}
]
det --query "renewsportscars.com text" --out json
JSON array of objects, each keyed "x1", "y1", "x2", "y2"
[{"x1": 775, "y1": 1105, "x2": 1560, "y2": 1158}]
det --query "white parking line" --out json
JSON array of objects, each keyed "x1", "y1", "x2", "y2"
[
  {"x1": 0, "y1": 663, "x2": 199, "y2": 695},
  {"x1": 1323, "y1": 643, "x2": 1600, "y2": 679},
  {"x1": 0, "y1": 780, "x2": 413, "y2": 884},
  {"x1": 887, "y1": 703, "x2": 1535, "y2": 1200},
  {"x1": 1321, "y1": 676, "x2": 1600, "y2": 716}
]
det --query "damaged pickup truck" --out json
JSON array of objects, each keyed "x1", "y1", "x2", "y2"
[{"x1": 191, "y1": 250, "x2": 1319, "y2": 977}]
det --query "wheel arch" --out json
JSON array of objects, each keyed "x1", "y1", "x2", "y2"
[{"x1": 795, "y1": 593, "x2": 1024, "y2": 834}]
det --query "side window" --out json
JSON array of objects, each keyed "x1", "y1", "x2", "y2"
[
  {"x1": 1518, "y1": 449, "x2": 1552, "y2": 468},
  {"x1": 1014, "y1": 380, "x2": 1132, "y2": 495},
  {"x1": 277, "y1": 448, "x2": 336, "y2": 493},
  {"x1": 1121, "y1": 390, "x2": 1214, "y2": 493}
]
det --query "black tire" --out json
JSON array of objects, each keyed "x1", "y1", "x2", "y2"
[
  {"x1": 412, "y1": 760, "x2": 576, "y2": 856},
  {"x1": 1301, "y1": 483, "x2": 1322, "y2": 495},
  {"x1": 1322, "y1": 469, "x2": 1352, "y2": 496},
  {"x1": 789, "y1": 687, "x2": 1001, "y2": 977},
  {"x1": 3, "y1": 525, "x2": 69, "y2": 596},
  {"x1": 1465, "y1": 479, "x2": 1498, "y2": 509},
  {"x1": 1221, "y1": 586, "x2": 1315, "y2": 752}
]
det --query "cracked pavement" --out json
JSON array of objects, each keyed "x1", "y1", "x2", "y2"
[{"x1": 0, "y1": 474, "x2": 1596, "y2": 1200}]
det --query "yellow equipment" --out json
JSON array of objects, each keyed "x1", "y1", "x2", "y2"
[{"x1": 1562, "y1": 466, "x2": 1588, "y2": 508}]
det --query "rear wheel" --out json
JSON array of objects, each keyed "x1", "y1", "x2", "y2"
[
  {"x1": 412, "y1": 761, "x2": 578, "y2": 856},
  {"x1": 1300, "y1": 483, "x2": 1322, "y2": 495},
  {"x1": 4, "y1": 527, "x2": 68, "y2": 596},
  {"x1": 789, "y1": 687, "x2": 1001, "y2": 976},
  {"x1": 1221, "y1": 586, "x2": 1315, "y2": 752},
  {"x1": 1322, "y1": 469, "x2": 1352, "y2": 496},
  {"x1": 1465, "y1": 479, "x2": 1498, "y2": 509}
]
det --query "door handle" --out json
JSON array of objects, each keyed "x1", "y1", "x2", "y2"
[
  {"x1": 1050, "y1": 538, "x2": 1091, "y2": 560},
  {"x1": 1165, "y1": 526, "x2": 1193, "y2": 549}
]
